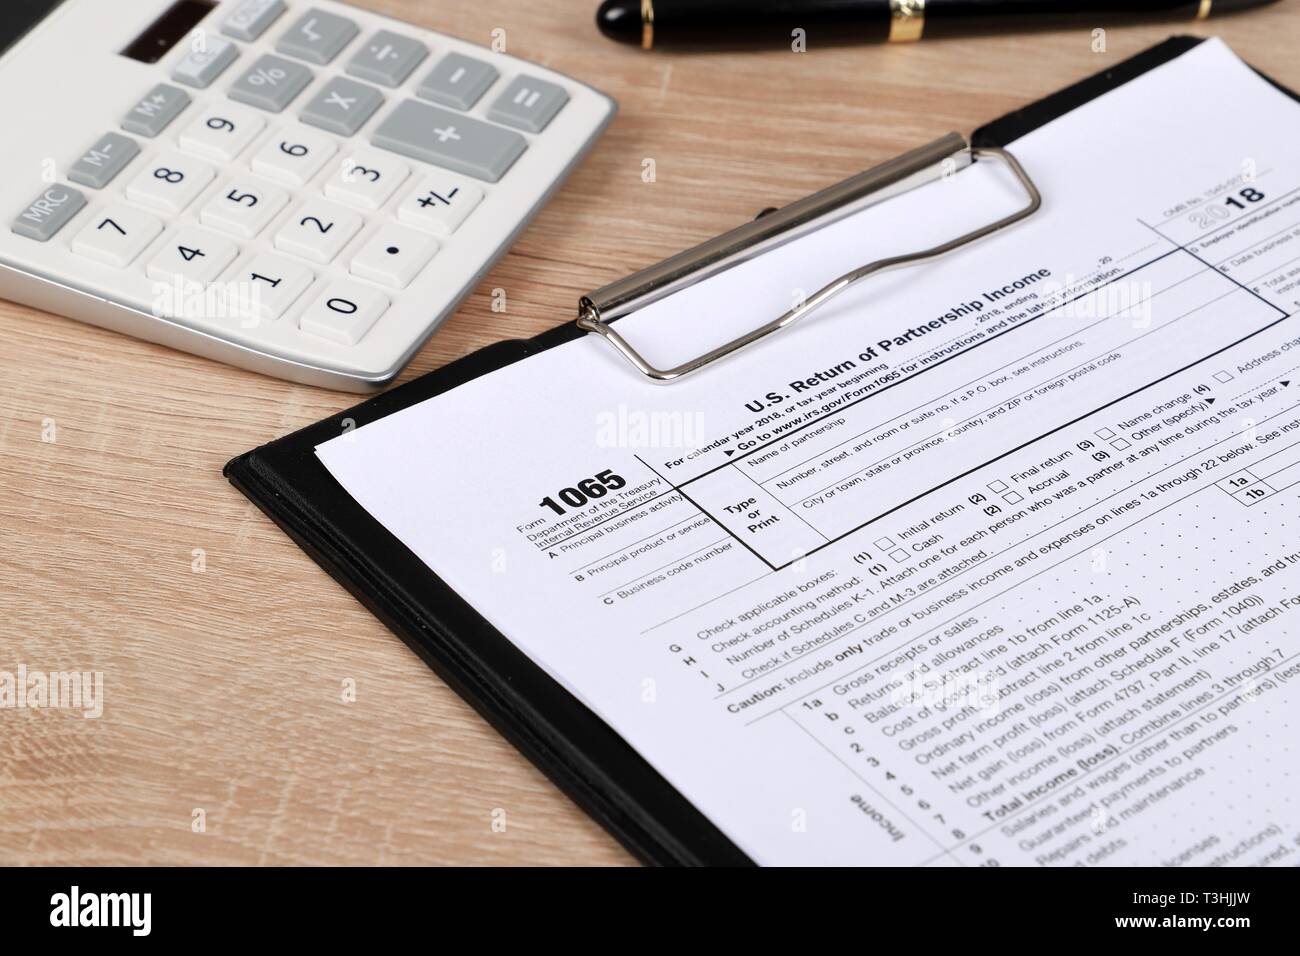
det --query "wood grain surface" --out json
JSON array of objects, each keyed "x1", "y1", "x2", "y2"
[{"x1": 1, "y1": 0, "x2": 1296, "y2": 866}]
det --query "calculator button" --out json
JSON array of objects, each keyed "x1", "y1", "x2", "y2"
[
  {"x1": 68, "y1": 133, "x2": 140, "y2": 189},
  {"x1": 122, "y1": 83, "x2": 191, "y2": 137},
  {"x1": 172, "y1": 36, "x2": 240, "y2": 89},
  {"x1": 274, "y1": 200, "x2": 362, "y2": 263},
  {"x1": 179, "y1": 105, "x2": 266, "y2": 162},
  {"x1": 299, "y1": 281, "x2": 388, "y2": 345},
  {"x1": 222, "y1": 0, "x2": 286, "y2": 41},
  {"x1": 417, "y1": 53, "x2": 498, "y2": 110},
  {"x1": 372, "y1": 101, "x2": 526, "y2": 183},
  {"x1": 350, "y1": 225, "x2": 438, "y2": 289},
  {"x1": 229, "y1": 54, "x2": 313, "y2": 113},
  {"x1": 487, "y1": 76, "x2": 569, "y2": 133},
  {"x1": 323, "y1": 150, "x2": 409, "y2": 209},
  {"x1": 71, "y1": 205, "x2": 163, "y2": 268},
  {"x1": 396, "y1": 173, "x2": 483, "y2": 236},
  {"x1": 126, "y1": 152, "x2": 216, "y2": 214},
  {"x1": 146, "y1": 227, "x2": 240, "y2": 283},
  {"x1": 277, "y1": 8, "x2": 358, "y2": 65},
  {"x1": 251, "y1": 126, "x2": 336, "y2": 185},
  {"x1": 10, "y1": 185, "x2": 86, "y2": 241},
  {"x1": 235, "y1": 253, "x2": 314, "y2": 321},
  {"x1": 300, "y1": 76, "x2": 384, "y2": 136},
  {"x1": 200, "y1": 179, "x2": 290, "y2": 238},
  {"x1": 346, "y1": 30, "x2": 427, "y2": 87}
]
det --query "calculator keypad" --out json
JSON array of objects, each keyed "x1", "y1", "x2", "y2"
[
  {"x1": 172, "y1": 36, "x2": 240, "y2": 89},
  {"x1": 251, "y1": 126, "x2": 337, "y2": 185},
  {"x1": 178, "y1": 105, "x2": 266, "y2": 162},
  {"x1": 300, "y1": 76, "x2": 384, "y2": 135},
  {"x1": 238, "y1": 252, "x2": 315, "y2": 321},
  {"x1": 346, "y1": 30, "x2": 427, "y2": 87},
  {"x1": 69, "y1": 133, "x2": 141, "y2": 189},
  {"x1": 299, "y1": 281, "x2": 388, "y2": 344},
  {"x1": 71, "y1": 205, "x2": 163, "y2": 267},
  {"x1": 396, "y1": 173, "x2": 482, "y2": 237},
  {"x1": 487, "y1": 76, "x2": 569, "y2": 133},
  {"x1": 222, "y1": 0, "x2": 287, "y2": 42},
  {"x1": 324, "y1": 150, "x2": 409, "y2": 209},
  {"x1": 275, "y1": 200, "x2": 362, "y2": 262},
  {"x1": 350, "y1": 225, "x2": 438, "y2": 290},
  {"x1": 12, "y1": 186, "x2": 86, "y2": 241},
  {"x1": 11, "y1": 0, "x2": 597, "y2": 378},
  {"x1": 122, "y1": 84, "x2": 191, "y2": 138},
  {"x1": 147, "y1": 227, "x2": 240, "y2": 283},
  {"x1": 229, "y1": 54, "x2": 314, "y2": 112},
  {"x1": 372, "y1": 101, "x2": 526, "y2": 183},
  {"x1": 201, "y1": 178, "x2": 289, "y2": 238},
  {"x1": 126, "y1": 151, "x2": 216, "y2": 214},
  {"x1": 277, "y1": 8, "x2": 359, "y2": 65},
  {"x1": 417, "y1": 53, "x2": 498, "y2": 110}
]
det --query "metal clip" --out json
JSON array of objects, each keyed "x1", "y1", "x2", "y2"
[{"x1": 577, "y1": 136, "x2": 1042, "y2": 382}]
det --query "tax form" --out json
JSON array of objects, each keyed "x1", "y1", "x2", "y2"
[{"x1": 318, "y1": 39, "x2": 1300, "y2": 866}]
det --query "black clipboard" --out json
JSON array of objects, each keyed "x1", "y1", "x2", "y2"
[{"x1": 226, "y1": 37, "x2": 1293, "y2": 866}]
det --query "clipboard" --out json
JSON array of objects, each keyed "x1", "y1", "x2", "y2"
[{"x1": 225, "y1": 36, "x2": 1297, "y2": 866}]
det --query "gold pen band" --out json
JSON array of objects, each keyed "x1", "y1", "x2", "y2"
[
  {"x1": 642, "y1": 0, "x2": 654, "y2": 49},
  {"x1": 889, "y1": 0, "x2": 926, "y2": 42},
  {"x1": 1196, "y1": 0, "x2": 1212, "y2": 19}
]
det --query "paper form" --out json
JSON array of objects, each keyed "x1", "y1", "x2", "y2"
[{"x1": 319, "y1": 39, "x2": 1300, "y2": 865}]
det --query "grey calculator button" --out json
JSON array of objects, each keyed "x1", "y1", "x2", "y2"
[
  {"x1": 346, "y1": 30, "x2": 427, "y2": 87},
  {"x1": 277, "y1": 8, "x2": 358, "y2": 65},
  {"x1": 121, "y1": 83, "x2": 190, "y2": 137},
  {"x1": 222, "y1": 0, "x2": 286, "y2": 41},
  {"x1": 68, "y1": 132, "x2": 140, "y2": 189},
  {"x1": 372, "y1": 100, "x2": 526, "y2": 183},
  {"x1": 11, "y1": 185, "x2": 86, "y2": 241},
  {"x1": 301, "y1": 76, "x2": 384, "y2": 135},
  {"x1": 488, "y1": 75, "x2": 569, "y2": 133},
  {"x1": 229, "y1": 54, "x2": 314, "y2": 113},
  {"x1": 417, "y1": 52, "x2": 498, "y2": 110},
  {"x1": 172, "y1": 36, "x2": 239, "y2": 89}
]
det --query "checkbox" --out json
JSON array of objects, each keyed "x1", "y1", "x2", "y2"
[
  {"x1": 987, "y1": 480, "x2": 1009, "y2": 493},
  {"x1": 1110, "y1": 438, "x2": 1130, "y2": 450},
  {"x1": 889, "y1": 548, "x2": 909, "y2": 563},
  {"x1": 1002, "y1": 491, "x2": 1023, "y2": 504},
  {"x1": 874, "y1": 536, "x2": 896, "y2": 550},
  {"x1": 1214, "y1": 370, "x2": 1234, "y2": 383},
  {"x1": 1095, "y1": 427, "x2": 1116, "y2": 440}
]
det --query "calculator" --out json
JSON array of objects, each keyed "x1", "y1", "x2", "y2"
[{"x1": 0, "y1": 0, "x2": 615, "y2": 390}]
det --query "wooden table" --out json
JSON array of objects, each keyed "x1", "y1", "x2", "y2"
[{"x1": 2, "y1": 0, "x2": 1295, "y2": 866}]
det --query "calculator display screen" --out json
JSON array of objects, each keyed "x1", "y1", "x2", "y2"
[
  {"x1": 121, "y1": 0, "x2": 216, "y2": 64},
  {"x1": 0, "y1": 0, "x2": 66, "y2": 59}
]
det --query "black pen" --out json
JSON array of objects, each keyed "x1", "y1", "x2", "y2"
[{"x1": 596, "y1": 0, "x2": 1278, "y2": 50}]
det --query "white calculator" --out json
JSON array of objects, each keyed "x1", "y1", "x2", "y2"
[{"x1": 0, "y1": 0, "x2": 615, "y2": 390}]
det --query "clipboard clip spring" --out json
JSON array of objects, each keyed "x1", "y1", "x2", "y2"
[{"x1": 577, "y1": 134, "x2": 1042, "y2": 383}]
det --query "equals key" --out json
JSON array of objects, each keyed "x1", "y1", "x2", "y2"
[{"x1": 487, "y1": 75, "x2": 569, "y2": 133}]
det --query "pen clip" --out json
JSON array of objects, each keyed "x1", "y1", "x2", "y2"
[{"x1": 578, "y1": 141, "x2": 1042, "y2": 383}]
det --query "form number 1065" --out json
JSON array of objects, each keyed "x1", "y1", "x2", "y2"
[{"x1": 539, "y1": 470, "x2": 627, "y2": 515}]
